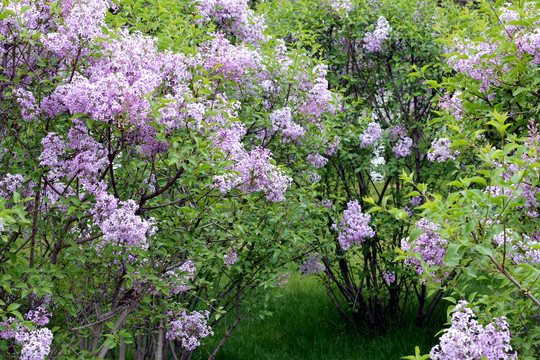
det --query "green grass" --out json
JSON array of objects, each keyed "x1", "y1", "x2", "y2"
[{"x1": 194, "y1": 274, "x2": 446, "y2": 360}]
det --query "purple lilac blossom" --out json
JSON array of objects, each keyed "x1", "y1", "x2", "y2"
[
  {"x1": 363, "y1": 16, "x2": 392, "y2": 52},
  {"x1": 494, "y1": 231, "x2": 540, "y2": 265},
  {"x1": 166, "y1": 310, "x2": 213, "y2": 351},
  {"x1": 14, "y1": 88, "x2": 40, "y2": 121},
  {"x1": 388, "y1": 124, "x2": 406, "y2": 140},
  {"x1": 409, "y1": 196, "x2": 423, "y2": 207},
  {"x1": 0, "y1": 308, "x2": 54, "y2": 360},
  {"x1": 223, "y1": 249, "x2": 238, "y2": 268},
  {"x1": 403, "y1": 206, "x2": 414, "y2": 218},
  {"x1": 100, "y1": 200, "x2": 155, "y2": 249},
  {"x1": 0, "y1": 173, "x2": 24, "y2": 199},
  {"x1": 195, "y1": 0, "x2": 268, "y2": 45},
  {"x1": 274, "y1": 273, "x2": 290, "y2": 288},
  {"x1": 439, "y1": 91, "x2": 464, "y2": 121},
  {"x1": 321, "y1": 198, "x2": 333, "y2": 209},
  {"x1": 446, "y1": 36, "x2": 506, "y2": 92},
  {"x1": 392, "y1": 136, "x2": 412, "y2": 158},
  {"x1": 164, "y1": 260, "x2": 196, "y2": 295},
  {"x1": 427, "y1": 138, "x2": 457, "y2": 163},
  {"x1": 307, "y1": 153, "x2": 328, "y2": 169},
  {"x1": 25, "y1": 307, "x2": 51, "y2": 327},
  {"x1": 333, "y1": 200, "x2": 375, "y2": 251},
  {"x1": 270, "y1": 107, "x2": 305, "y2": 141},
  {"x1": 214, "y1": 146, "x2": 292, "y2": 202},
  {"x1": 16, "y1": 327, "x2": 54, "y2": 360},
  {"x1": 359, "y1": 122, "x2": 383, "y2": 148},
  {"x1": 382, "y1": 270, "x2": 396, "y2": 284},
  {"x1": 299, "y1": 253, "x2": 325, "y2": 274},
  {"x1": 401, "y1": 218, "x2": 447, "y2": 281},
  {"x1": 325, "y1": 136, "x2": 341, "y2": 156},
  {"x1": 483, "y1": 135, "x2": 540, "y2": 218},
  {"x1": 430, "y1": 301, "x2": 517, "y2": 360}
]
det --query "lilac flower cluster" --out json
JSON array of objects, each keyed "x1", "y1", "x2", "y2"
[
  {"x1": 0, "y1": 173, "x2": 24, "y2": 199},
  {"x1": 0, "y1": 307, "x2": 53, "y2": 360},
  {"x1": 493, "y1": 231, "x2": 540, "y2": 265},
  {"x1": 427, "y1": 138, "x2": 457, "y2": 163},
  {"x1": 363, "y1": 16, "x2": 392, "y2": 52},
  {"x1": 270, "y1": 107, "x2": 305, "y2": 142},
  {"x1": 14, "y1": 88, "x2": 40, "y2": 121},
  {"x1": 388, "y1": 124, "x2": 407, "y2": 140},
  {"x1": 325, "y1": 0, "x2": 353, "y2": 17},
  {"x1": 321, "y1": 198, "x2": 333, "y2": 210},
  {"x1": 165, "y1": 260, "x2": 196, "y2": 295},
  {"x1": 24, "y1": 307, "x2": 51, "y2": 327},
  {"x1": 223, "y1": 249, "x2": 238, "y2": 268},
  {"x1": 299, "y1": 253, "x2": 325, "y2": 274},
  {"x1": 196, "y1": 0, "x2": 268, "y2": 45},
  {"x1": 166, "y1": 310, "x2": 213, "y2": 351},
  {"x1": 274, "y1": 273, "x2": 290, "y2": 288},
  {"x1": 447, "y1": 37, "x2": 504, "y2": 92},
  {"x1": 392, "y1": 136, "x2": 412, "y2": 158},
  {"x1": 484, "y1": 136, "x2": 540, "y2": 217},
  {"x1": 382, "y1": 270, "x2": 396, "y2": 284},
  {"x1": 16, "y1": 328, "x2": 54, "y2": 360},
  {"x1": 325, "y1": 136, "x2": 341, "y2": 156},
  {"x1": 359, "y1": 122, "x2": 383, "y2": 148},
  {"x1": 439, "y1": 91, "x2": 464, "y2": 121},
  {"x1": 333, "y1": 200, "x2": 375, "y2": 251},
  {"x1": 430, "y1": 301, "x2": 517, "y2": 360},
  {"x1": 409, "y1": 196, "x2": 423, "y2": 207},
  {"x1": 307, "y1": 153, "x2": 328, "y2": 169},
  {"x1": 214, "y1": 146, "x2": 292, "y2": 202},
  {"x1": 40, "y1": 123, "x2": 156, "y2": 249},
  {"x1": 401, "y1": 219, "x2": 447, "y2": 281}
]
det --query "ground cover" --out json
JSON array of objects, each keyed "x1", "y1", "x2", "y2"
[{"x1": 195, "y1": 274, "x2": 445, "y2": 360}]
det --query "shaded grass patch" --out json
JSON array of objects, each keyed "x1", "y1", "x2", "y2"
[{"x1": 195, "y1": 274, "x2": 446, "y2": 360}]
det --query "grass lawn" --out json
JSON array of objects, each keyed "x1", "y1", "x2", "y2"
[{"x1": 194, "y1": 274, "x2": 446, "y2": 360}]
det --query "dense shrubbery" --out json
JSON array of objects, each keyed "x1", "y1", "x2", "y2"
[{"x1": 0, "y1": 0, "x2": 538, "y2": 359}]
